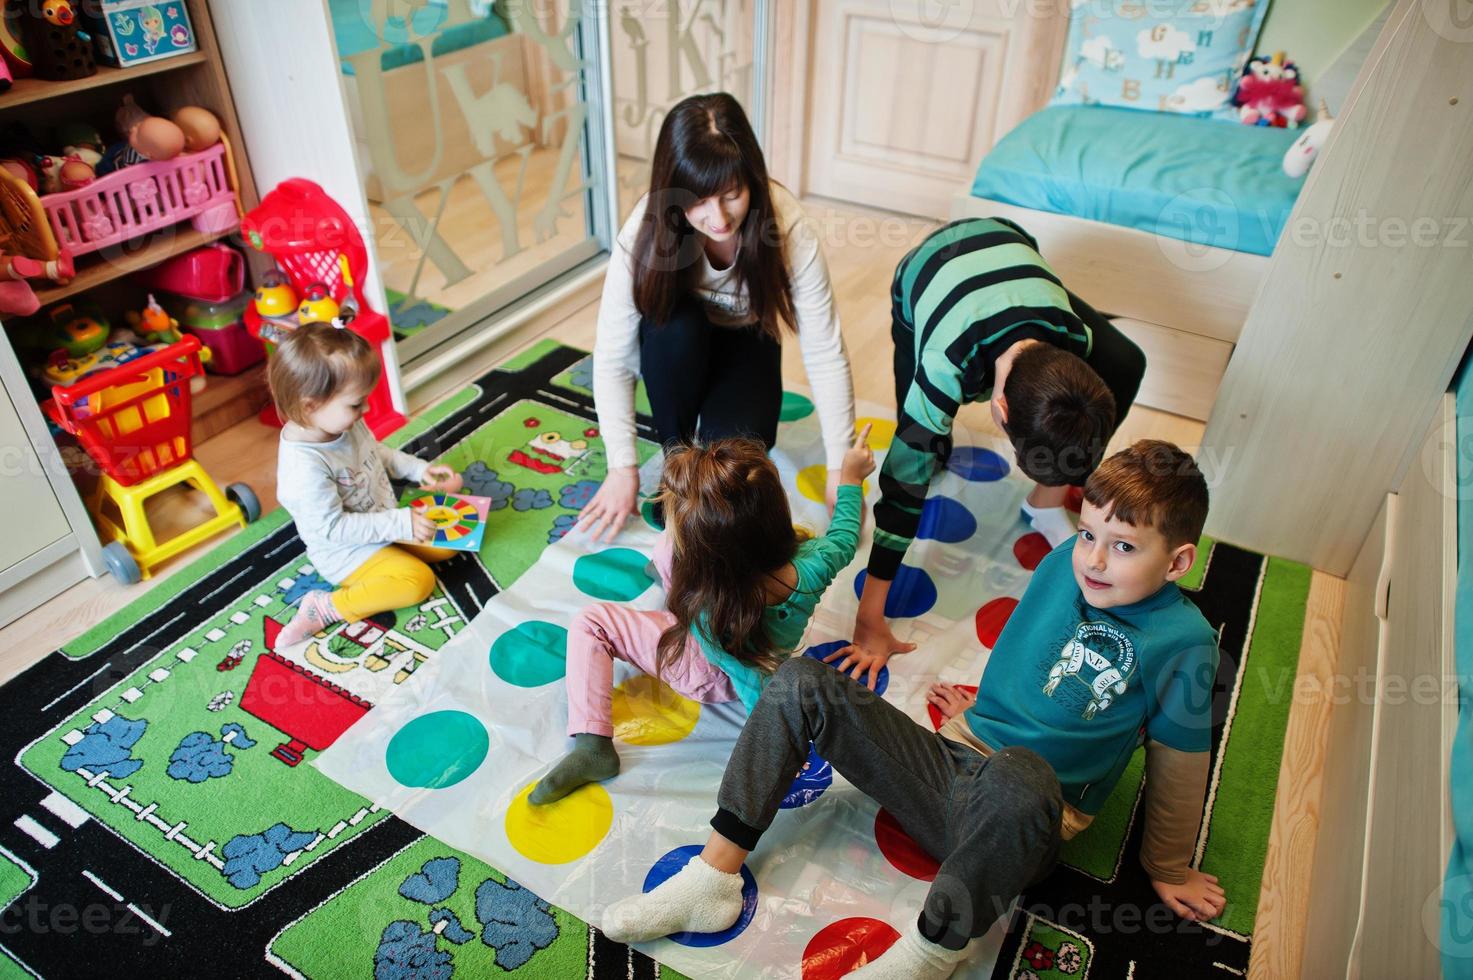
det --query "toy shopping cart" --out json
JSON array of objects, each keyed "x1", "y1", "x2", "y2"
[{"x1": 45, "y1": 336, "x2": 260, "y2": 584}]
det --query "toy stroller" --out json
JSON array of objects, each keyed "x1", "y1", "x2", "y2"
[{"x1": 44, "y1": 336, "x2": 259, "y2": 583}]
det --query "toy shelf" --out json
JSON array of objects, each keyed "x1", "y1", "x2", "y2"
[
  {"x1": 1, "y1": 52, "x2": 210, "y2": 109},
  {"x1": 30, "y1": 225, "x2": 234, "y2": 305}
]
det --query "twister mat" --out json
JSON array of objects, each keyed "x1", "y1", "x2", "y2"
[{"x1": 316, "y1": 384, "x2": 1310, "y2": 978}]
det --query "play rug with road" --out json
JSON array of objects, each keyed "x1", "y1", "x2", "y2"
[{"x1": 316, "y1": 383, "x2": 1313, "y2": 979}]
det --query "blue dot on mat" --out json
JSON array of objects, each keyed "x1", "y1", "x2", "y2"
[
  {"x1": 804, "y1": 640, "x2": 890, "y2": 696},
  {"x1": 853, "y1": 567, "x2": 938, "y2": 619},
  {"x1": 779, "y1": 391, "x2": 815, "y2": 422},
  {"x1": 643, "y1": 845, "x2": 759, "y2": 946},
  {"x1": 946, "y1": 446, "x2": 1010, "y2": 482},
  {"x1": 490, "y1": 621, "x2": 568, "y2": 687},
  {"x1": 781, "y1": 744, "x2": 833, "y2": 809},
  {"x1": 915, "y1": 496, "x2": 977, "y2": 544},
  {"x1": 573, "y1": 548, "x2": 653, "y2": 601},
  {"x1": 385, "y1": 710, "x2": 488, "y2": 789}
]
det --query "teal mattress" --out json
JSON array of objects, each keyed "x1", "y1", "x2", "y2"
[
  {"x1": 971, "y1": 106, "x2": 1305, "y2": 257},
  {"x1": 330, "y1": 0, "x2": 511, "y2": 75}
]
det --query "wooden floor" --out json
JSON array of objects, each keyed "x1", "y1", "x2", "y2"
[{"x1": 0, "y1": 196, "x2": 1337, "y2": 979}]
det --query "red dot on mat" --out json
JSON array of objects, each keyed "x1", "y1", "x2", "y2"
[
  {"x1": 926, "y1": 684, "x2": 978, "y2": 731},
  {"x1": 1065, "y1": 486, "x2": 1084, "y2": 514},
  {"x1": 974, "y1": 598, "x2": 1018, "y2": 649},
  {"x1": 801, "y1": 917, "x2": 902, "y2": 979},
  {"x1": 1013, "y1": 532, "x2": 1051, "y2": 570},
  {"x1": 874, "y1": 808, "x2": 941, "y2": 882}
]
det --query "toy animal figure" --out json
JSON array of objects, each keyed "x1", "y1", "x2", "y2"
[
  {"x1": 126, "y1": 294, "x2": 183, "y2": 344},
  {"x1": 1283, "y1": 100, "x2": 1336, "y2": 178},
  {"x1": 18, "y1": 0, "x2": 96, "y2": 81},
  {"x1": 1234, "y1": 51, "x2": 1308, "y2": 129}
]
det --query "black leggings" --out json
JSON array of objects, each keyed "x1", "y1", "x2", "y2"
[{"x1": 638, "y1": 297, "x2": 783, "y2": 453}]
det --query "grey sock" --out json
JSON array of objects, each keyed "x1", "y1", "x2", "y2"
[{"x1": 529, "y1": 733, "x2": 620, "y2": 805}]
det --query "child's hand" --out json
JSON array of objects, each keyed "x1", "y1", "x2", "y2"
[
  {"x1": 421, "y1": 465, "x2": 462, "y2": 494},
  {"x1": 841, "y1": 423, "x2": 876, "y2": 485},
  {"x1": 926, "y1": 682, "x2": 976, "y2": 721},
  {"x1": 822, "y1": 637, "x2": 900, "y2": 691},
  {"x1": 1151, "y1": 869, "x2": 1226, "y2": 922},
  {"x1": 410, "y1": 510, "x2": 436, "y2": 544}
]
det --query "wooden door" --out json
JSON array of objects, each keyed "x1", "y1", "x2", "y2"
[{"x1": 779, "y1": 0, "x2": 1066, "y2": 218}]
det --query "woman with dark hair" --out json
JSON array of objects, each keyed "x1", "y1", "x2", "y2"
[{"x1": 580, "y1": 92, "x2": 856, "y2": 541}]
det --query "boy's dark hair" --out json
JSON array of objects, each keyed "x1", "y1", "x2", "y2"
[
  {"x1": 1083, "y1": 440, "x2": 1209, "y2": 548},
  {"x1": 1002, "y1": 344, "x2": 1116, "y2": 486}
]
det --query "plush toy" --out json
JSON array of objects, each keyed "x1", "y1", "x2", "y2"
[
  {"x1": 1283, "y1": 100, "x2": 1337, "y2": 179},
  {"x1": 96, "y1": 95, "x2": 185, "y2": 176},
  {"x1": 18, "y1": 0, "x2": 96, "y2": 82},
  {"x1": 1234, "y1": 51, "x2": 1308, "y2": 129}
]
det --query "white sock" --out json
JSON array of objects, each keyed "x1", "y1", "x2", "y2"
[
  {"x1": 849, "y1": 919, "x2": 972, "y2": 980},
  {"x1": 601, "y1": 856, "x2": 744, "y2": 943},
  {"x1": 1021, "y1": 501, "x2": 1077, "y2": 548}
]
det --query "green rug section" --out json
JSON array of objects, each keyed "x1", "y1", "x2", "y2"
[
  {"x1": 498, "y1": 337, "x2": 563, "y2": 374},
  {"x1": 270, "y1": 835, "x2": 683, "y2": 979},
  {"x1": 1178, "y1": 534, "x2": 1215, "y2": 591},
  {"x1": 386, "y1": 288, "x2": 453, "y2": 340},
  {"x1": 0, "y1": 850, "x2": 34, "y2": 910},
  {"x1": 0, "y1": 950, "x2": 32, "y2": 980},
  {"x1": 60, "y1": 382, "x2": 482, "y2": 661},
  {"x1": 1059, "y1": 749, "x2": 1145, "y2": 880},
  {"x1": 1202, "y1": 556, "x2": 1311, "y2": 935}
]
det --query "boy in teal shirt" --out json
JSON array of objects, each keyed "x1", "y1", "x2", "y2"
[{"x1": 602, "y1": 441, "x2": 1223, "y2": 979}]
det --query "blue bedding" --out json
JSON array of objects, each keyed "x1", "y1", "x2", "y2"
[
  {"x1": 1443, "y1": 349, "x2": 1473, "y2": 975},
  {"x1": 971, "y1": 106, "x2": 1305, "y2": 257},
  {"x1": 330, "y1": 0, "x2": 511, "y2": 76}
]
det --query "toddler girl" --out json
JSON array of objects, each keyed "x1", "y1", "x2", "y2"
[
  {"x1": 270, "y1": 323, "x2": 462, "y2": 648},
  {"x1": 531, "y1": 427, "x2": 875, "y2": 804}
]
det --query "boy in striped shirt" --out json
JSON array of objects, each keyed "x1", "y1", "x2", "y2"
[{"x1": 833, "y1": 217, "x2": 1146, "y2": 684}]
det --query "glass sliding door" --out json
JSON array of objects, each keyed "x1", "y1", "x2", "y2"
[{"x1": 327, "y1": 0, "x2": 613, "y2": 358}]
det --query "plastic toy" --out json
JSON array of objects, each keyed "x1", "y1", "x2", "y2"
[
  {"x1": 295, "y1": 282, "x2": 340, "y2": 326},
  {"x1": 1234, "y1": 51, "x2": 1308, "y2": 129},
  {"x1": 407, "y1": 492, "x2": 490, "y2": 552},
  {"x1": 0, "y1": 166, "x2": 73, "y2": 316},
  {"x1": 39, "y1": 338, "x2": 158, "y2": 387},
  {"x1": 0, "y1": 157, "x2": 38, "y2": 192},
  {"x1": 134, "y1": 241, "x2": 243, "y2": 302},
  {"x1": 241, "y1": 179, "x2": 405, "y2": 436},
  {"x1": 43, "y1": 336, "x2": 256, "y2": 584},
  {"x1": 125, "y1": 293, "x2": 182, "y2": 344},
  {"x1": 0, "y1": 10, "x2": 32, "y2": 79},
  {"x1": 158, "y1": 289, "x2": 263, "y2": 375},
  {"x1": 1284, "y1": 100, "x2": 1336, "y2": 179},
  {"x1": 250, "y1": 268, "x2": 299, "y2": 341},
  {"x1": 0, "y1": 56, "x2": 11, "y2": 93},
  {"x1": 47, "y1": 301, "x2": 110, "y2": 356},
  {"x1": 36, "y1": 152, "x2": 95, "y2": 194},
  {"x1": 18, "y1": 0, "x2": 96, "y2": 81},
  {"x1": 96, "y1": 95, "x2": 185, "y2": 176},
  {"x1": 172, "y1": 106, "x2": 221, "y2": 152}
]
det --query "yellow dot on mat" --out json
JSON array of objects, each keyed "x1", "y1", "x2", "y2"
[
  {"x1": 797, "y1": 464, "x2": 869, "y2": 504},
  {"x1": 612, "y1": 675, "x2": 701, "y2": 745},
  {"x1": 855, "y1": 417, "x2": 896, "y2": 450},
  {"x1": 505, "y1": 782, "x2": 613, "y2": 864}
]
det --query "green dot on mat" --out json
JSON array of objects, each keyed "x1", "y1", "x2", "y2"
[
  {"x1": 573, "y1": 548, "x2": 652, "y2": 601},
  {"x1": 640, "y1": 497, "x2": 663, "y2": 531},
  {"x1": 780, "y1": 391, "x2": 814, "y2": 422},
  {"x1": 385, "y1": 710, "x2": 488, "y2": 789},
  {"x1": 490, "y1": 621, "x2": 569, "y2": 687}
]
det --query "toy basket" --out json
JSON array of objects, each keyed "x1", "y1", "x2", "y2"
[
  {"x1": 41, "y1": 140, "x2": 240, "y2": 257},
  {"x1": 46, "y1": 336, "x2": 204, "y2": 487}
]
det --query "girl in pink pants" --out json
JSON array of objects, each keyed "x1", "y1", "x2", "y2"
[{"x1": 531, "y1": 432, "x2": 874, "y2": 804}]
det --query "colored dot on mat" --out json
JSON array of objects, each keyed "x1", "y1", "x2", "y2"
[
  {"x1": 974, "y1": 598, "x2": 1018, "y2": 649},
  {"x1": 855, "y1": 416, "x2": 897, "y2": 450},
  {"x1": 853, "y1": 566, "x2": 937, "y2": 619},
  {"x1": 780, "y1": 391, "x2": 816, "y2": 422},
  {"x1": 946, "y1": 446, "x2": 1010, "y2": 482},
  {"x1": 797, "y1": 464, "x2": 868, "y2": 504},
  {"x1": 490, "y1": 621, "x2": 568, "y2": 687},
  {"x1": 874, "y1": 807, "x2": 941, "y2": 881},
  {"x1": 385, "y1": 710, "x2": 489, "y2": 789},
  {"x1": 781, "y1": 744, "x2": 833, "y2": 809},
  {"x1": 915, "y1": 495, "x2": 977, "y2": 544},
  {"x1": 640, "y1": 497, "x2": 664, "y2": 531},
  {"x1": 573, "y1": 548, "x2": 653, "y2": 601},
  {"x1": 643, "y1": 845, "x2": 759, "y2": 947},
  {"x1": 801, "y1": 917, "x2": 902, "y2": 980},
  {"x1": 612, "y1": 675, "x2": 701, "y2": 746},
  {"x1": 1013, "y1": 532, "x2": 1051, "y2": 570},
  {"x1": 1065, "y1": 485, "x2": 1084, "y2": 514},
  {"x1": 804, "y1": 641, "x2": 889, "y2": 696},
  {"x1": 926, "y1": 684, "x2": 978, "y2": 731},
  {"x1": 505, "y1": 781, "x2": 613, "y2": 864}
]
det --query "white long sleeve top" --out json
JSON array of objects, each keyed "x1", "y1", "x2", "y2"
[
  {"x1": 591, "y1": 182, "x2": 856, "y2": 470},
  {"x1": 275, "y1": 420, "x2": 430, "y2": 584}
]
